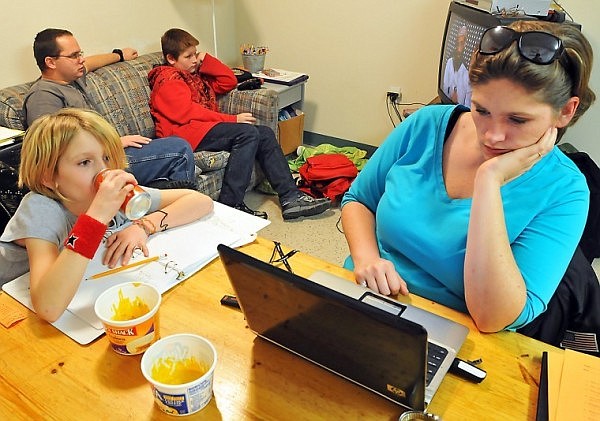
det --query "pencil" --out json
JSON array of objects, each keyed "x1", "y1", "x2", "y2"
[{"x1": 90, "y1": 255, "x2": 160, "y2": 280}]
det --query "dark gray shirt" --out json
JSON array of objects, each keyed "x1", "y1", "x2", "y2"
[{"x1": 23, "y1": 75, "x2": 90, "y2": 127}]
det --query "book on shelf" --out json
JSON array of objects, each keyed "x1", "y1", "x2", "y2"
[
  {"x1": 253, "y1": 68, "x2": 309, "y2": 86},
  {"x1": 0, "y1": 126, "x2": 25, "y2": 146}
]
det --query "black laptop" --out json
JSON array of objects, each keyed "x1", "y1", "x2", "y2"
[{"x1": 217, "y1": 244, "x2": 468, "y2": 411}]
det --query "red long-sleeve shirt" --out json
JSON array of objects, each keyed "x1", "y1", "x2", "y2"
[{"x1": 148, "y1": 54, "x2": 237, "y2": 150}]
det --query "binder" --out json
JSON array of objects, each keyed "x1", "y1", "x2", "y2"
[{"x1": 2, "y1": 202, "x2": 270, "y2": 344}]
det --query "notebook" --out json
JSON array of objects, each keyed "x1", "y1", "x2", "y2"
[
  {"x1": 2, "y1": 203, "x2": 269, "y2": 345},
  {"x1": 217, "y1": 244, "x2": 469, "y2": 410}
]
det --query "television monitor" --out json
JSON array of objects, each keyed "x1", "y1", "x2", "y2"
[{"x1": 438, "y1": 2, "x2": 538, "y2": 107}]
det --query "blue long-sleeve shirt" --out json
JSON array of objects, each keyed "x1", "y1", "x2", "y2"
[{"x1": 342, "y1": 104, "x2": 589, "y2": 330}]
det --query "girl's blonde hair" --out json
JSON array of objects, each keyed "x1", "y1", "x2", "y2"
[{"x1": 19, "y1": 108, "x2": 127, "y2": 200}]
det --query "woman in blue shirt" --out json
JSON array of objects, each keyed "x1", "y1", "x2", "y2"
[{"x1": 342, "y1": 21, "x2": 596, "y2": 338}]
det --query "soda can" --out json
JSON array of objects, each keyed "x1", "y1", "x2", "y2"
[{"x1": 94, "y1": 169, "x2": 151, "y2": 220}]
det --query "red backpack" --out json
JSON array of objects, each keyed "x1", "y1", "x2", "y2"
[{"x1": 298, "y1": 154, "x2": 358, "y2": 203}]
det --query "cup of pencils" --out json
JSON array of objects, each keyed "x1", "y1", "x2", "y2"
[
  {"x1": 240, "y1": 43, "x2": 268, "y2": 74},
  {"x1": 94, "y1": 282, "x2": 161, "y2": 355}
]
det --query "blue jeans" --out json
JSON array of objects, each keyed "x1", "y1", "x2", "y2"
[
  {"x1": 126, "y1": 136, "x2": 196, "y2": 185},
  {"x1": 197, "y1": 123, "x2": 298, "y2": 206}
]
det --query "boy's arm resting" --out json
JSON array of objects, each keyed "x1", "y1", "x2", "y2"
[{"x1": 197, "y1": 54, "x2": 237, "y2": 94}]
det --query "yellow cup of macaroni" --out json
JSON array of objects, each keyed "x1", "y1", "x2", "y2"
[
  {"x1": 94, "y1": 282, "x2": 161, "y2": 355},
  {"x1": 141, "y1": 334, "x2": 218, "y2": 416}
]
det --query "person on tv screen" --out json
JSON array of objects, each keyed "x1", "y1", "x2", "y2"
[
  {"x1": 443, "y1": 25, "x2": 472, "y2": 107},
  {"x1": 341, "y1": 21, "x2": 599, "y2": 354}
]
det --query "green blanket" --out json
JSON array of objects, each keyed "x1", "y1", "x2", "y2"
[{"x1": 288, "y1": 143, "x2": 369, "y2": 172}]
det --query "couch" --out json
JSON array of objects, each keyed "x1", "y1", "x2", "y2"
[{"x1": 0, "y1": 52, "x2": 279, "y2": 199}]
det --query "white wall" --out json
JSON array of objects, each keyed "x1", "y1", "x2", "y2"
[{"x1": 1, "y1": 1, "x2": 599, "y2": 161}]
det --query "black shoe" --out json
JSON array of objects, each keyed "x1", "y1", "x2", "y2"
[
  {"x1": 281, "y1": 194, "x2": 331, "y2": 220},
  {"x1": 147, "y1": 179, "x2": 198, "y2": 190},
  {"x1": 233, "y1": 202, "x2": 268, "y2": 219}
]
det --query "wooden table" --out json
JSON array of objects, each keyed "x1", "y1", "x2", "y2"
[{"x1": 0, "y1": 237, "x2": 560, "y2": 420}]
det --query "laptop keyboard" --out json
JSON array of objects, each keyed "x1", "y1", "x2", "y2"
[{"x1": 426, "y1": 341, "x2": 449, "y2": 386}]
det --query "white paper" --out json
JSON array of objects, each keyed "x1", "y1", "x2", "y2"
[{"x1": 2, "y1": 202, "x2": 270, "y2": 344}]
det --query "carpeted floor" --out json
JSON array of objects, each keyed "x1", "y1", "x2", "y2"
[{"x1": 243, "y1": 190, "x2": 350, "y2": 267}]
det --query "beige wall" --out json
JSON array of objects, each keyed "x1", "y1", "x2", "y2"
[
  {"x1": 233, "y1": 0, "x2": 600, "y2": 161},
  {"x1": 0, "y1": 0, "x2": 225, "y2": 86},
  {"x1": 1, "y1": 0, "x2": 599, "y2": 161}
]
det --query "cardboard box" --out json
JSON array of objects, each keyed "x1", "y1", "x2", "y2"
[{"x1": 278, "y1": 111, "x2": 304, "y2": 155}]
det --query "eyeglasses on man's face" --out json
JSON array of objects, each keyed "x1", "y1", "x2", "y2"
[{"x1": 54, "y1": 50, "x2": 85, "y2": 60}]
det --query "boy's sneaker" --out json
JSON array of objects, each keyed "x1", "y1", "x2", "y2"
[{"x1": 281, "y1": 194, "x2": 331, "y2": 220}]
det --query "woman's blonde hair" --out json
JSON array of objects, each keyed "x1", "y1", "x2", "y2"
[{"x1": 19, "y1": 108, "x2": 127, "y2": 200}]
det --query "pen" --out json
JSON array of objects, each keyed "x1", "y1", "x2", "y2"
[{"x1": 90, "y1": 255, "x2": 160, "y2": 280}]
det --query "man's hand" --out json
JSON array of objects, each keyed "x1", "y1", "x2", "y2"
[
  {"x1": 121, "y1": 48, "x2": 138, "y2": 61},
  {"x1": 120, "y1": 135, "x2": 151, "y2": 148}
]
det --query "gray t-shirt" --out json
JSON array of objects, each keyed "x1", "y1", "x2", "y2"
[
  {"x1": 0, "y1": 188, "x2": 161, "y2": 286},
  {"x1": 23, "y1": 75, "x2": 90, "y2": 127}
]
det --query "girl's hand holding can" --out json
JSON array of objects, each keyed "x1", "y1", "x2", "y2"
[{"x1": 89, "y1": 169, "x2": 138, "y2": 223}]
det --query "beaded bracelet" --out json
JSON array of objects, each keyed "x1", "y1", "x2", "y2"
[
  {"x1": 64, "y1": 214, "x2": 107, "y2": 259},
  {"x1": 133, "y1": 217, "x2": 157, "y2": 237}
]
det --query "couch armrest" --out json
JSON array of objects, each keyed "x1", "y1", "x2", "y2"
[
  {"x1": 217, "y1": 88, "x2": 279, "y2": 135},
  {"x1": 0, "y1": 83, "x2": 33, "y2": 131}
]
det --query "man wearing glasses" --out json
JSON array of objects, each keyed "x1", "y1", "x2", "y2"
[{"x1": 23, "y1": 28, "x2": 197, "y2": 189}]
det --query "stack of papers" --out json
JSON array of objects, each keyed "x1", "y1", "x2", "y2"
[
  {"x1": 253, "y1": 68, "x2": 309, "y2": 86},
  {"x1": 0, "y1": 126, "x2": 24, "y2": 146},
  {"x1": 546, "y1": 348, "x2": 600, "y2": 420}
]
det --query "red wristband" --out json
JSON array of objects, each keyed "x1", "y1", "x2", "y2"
[{"x1": 64, "y1": 214, "x2": 107, "y2": 259}]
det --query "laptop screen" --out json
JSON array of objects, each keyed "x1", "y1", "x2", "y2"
[{"x1": 219, "y1": 244, "x2": 428, "y2": 410}]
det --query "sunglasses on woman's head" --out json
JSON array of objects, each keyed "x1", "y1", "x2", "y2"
[{"x1": 479, "y1": 26, "x2": 564, "y2": 65}]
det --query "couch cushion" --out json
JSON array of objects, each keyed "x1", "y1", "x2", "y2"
[
  {"x1": 86, "y1": 52, "x2": 164, "y2": 138},
  {"x1": 217, "y1": 87, "x2": 279, "y2": 134},
  {"x1": 0, "y1": 83, "x2": 33, "y2": 131},
  {"x1": 194, "y1": 150, "x2": 230, "y2": 173}
]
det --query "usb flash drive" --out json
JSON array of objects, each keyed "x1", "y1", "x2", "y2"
[
  {"x1": 448, "y1": 358, "x2": 487, "y2": 383},
  {"x1": 220, "y1": 294, "x2": 241, "y2": 309}
]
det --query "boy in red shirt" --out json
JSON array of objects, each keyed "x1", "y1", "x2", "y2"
[{"x1": 148, "y1": 28, "x2": 330, "y2": 220}]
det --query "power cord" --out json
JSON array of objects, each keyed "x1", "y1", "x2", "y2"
[{"x1": 386, "y1": 94, "x2": 427, "y2": 128}]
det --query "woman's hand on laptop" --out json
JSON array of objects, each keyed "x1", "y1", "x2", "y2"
[{"x1": 353, "y1": 257, "x2": 409, "y2": 296}]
